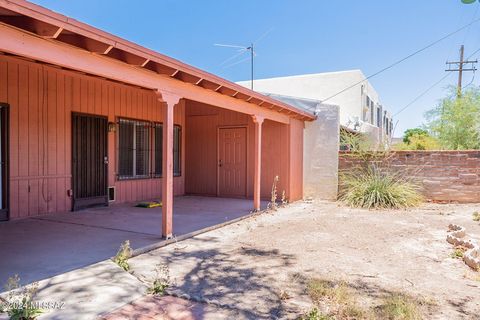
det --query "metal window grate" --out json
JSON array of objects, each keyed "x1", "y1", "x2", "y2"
[
  {"x1": 118, "y1": 118, "x2": 150, "y2": 179},
  {"x1": 173, "y1": 125, "x2": 181, "y2": 177},
  {"x1": 153, "y1": 123, "x2": 163, "y2": 176},
  {"x1": 118, "y1": 119, "x2": 180, "y2": 179}
]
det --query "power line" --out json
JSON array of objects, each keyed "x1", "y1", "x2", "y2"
[
  {"x1": 392, "y1": 73, "x2": 452, "y2": 117},
  {"x1": 393, "y1": 46, "x2": 480, "y2": 117},
  {"x1": 321, "y1": 16, "x2": 480, "y2": 104}
]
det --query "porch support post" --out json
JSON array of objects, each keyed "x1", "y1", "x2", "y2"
[
  {"x1": 252, "y1": 115, "x2": 264, "y2": 211},
  {"x1": 156, "y1": 90, "x2": 181, "y2": 239}
]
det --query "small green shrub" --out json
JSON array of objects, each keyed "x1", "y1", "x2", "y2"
[
  {"x1": 113, "y1": 240, "x2": 132, "y2": 271},
  {"x1": 339, "y1": 167, "x2": 423, "y2": 209},
  {"x1": 1, "y1": 275, "x2": 43, "y2": 320},
  {"x1": 451, "y1": 247, "x2": 466, "y2": 259},
  {"x1": 147, "y1": 264, "x2": 170, "y2": 296}
]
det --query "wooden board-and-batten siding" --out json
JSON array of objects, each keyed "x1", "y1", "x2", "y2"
[{"x1": 0, "y1": 55, "x2": 185, "y2": 219}]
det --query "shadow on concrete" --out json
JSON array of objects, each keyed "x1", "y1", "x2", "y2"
[
  {"x1": 0, "y1": 196, "x2": 263, "y2": 287},
  {"x1": 148, "y1": 238, "x2": 298, "y2": 319}
]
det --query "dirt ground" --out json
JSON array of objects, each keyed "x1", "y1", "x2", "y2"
[{"x1": 126, "y1": 200, "x2": 480, "y2": 319}]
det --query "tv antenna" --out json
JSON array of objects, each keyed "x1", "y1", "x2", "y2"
[{"x1": 214, "y1": 28, "x2": 273, "y2": 91}]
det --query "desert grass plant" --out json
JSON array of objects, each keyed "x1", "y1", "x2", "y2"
[
  {"x1": 0, "y1": 275, "x2": 43, "y2": 320},
  {"x1": 113, "y1": 240, "x2": 132, "y2": 271},
  {"x1": 339, "y1": 166, "x2": 423, "y2": 209},
  {"x1": 147, "y1": 264, "x2": 170, "y2": 296}
]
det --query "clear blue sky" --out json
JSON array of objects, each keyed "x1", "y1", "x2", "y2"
[{"x1": 32, "y1": 0, "x2": 480, "y2": 137}]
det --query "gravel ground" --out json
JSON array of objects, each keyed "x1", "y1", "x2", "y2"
[{"x1": 127, "y1": 200, "x2": 480, "y2": 319}]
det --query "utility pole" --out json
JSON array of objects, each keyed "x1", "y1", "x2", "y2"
[{"x1": 445, "y1": 45, "x2": 477, "y2": 97}]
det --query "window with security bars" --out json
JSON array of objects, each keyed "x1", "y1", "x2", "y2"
[
  {"x1": 153, "y1": 123, "x2": 163, "y2": 176},
  {"x1": 173, "y1": 125, "x2": 181, "y2": 176},
  {"x1": 153, "y1": 124, "x2": 181, "y2": 177},
  {"x1": 118, "y1": 118, "x2": 150, "y2": 179}
]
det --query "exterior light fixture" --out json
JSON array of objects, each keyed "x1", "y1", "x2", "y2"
[{"x1": 108, "y1": 122, "x2": 116, "y2": 132}]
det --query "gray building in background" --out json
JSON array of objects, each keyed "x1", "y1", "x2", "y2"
[
  {"x1": 263, "y1": 93, "x2": 339, "y2": 200},
  {"x1": 238, "y1": 70, "x2": 394, "y2": 147}
]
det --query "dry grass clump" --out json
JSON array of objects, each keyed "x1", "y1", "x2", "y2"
[
  {"x1": 473, "y1": 212, "x2": 480, "y2": 222},
  {"x1": 339, "y1": 167, "x2": 423, "y2": 209},
  {"x1": 303, "y1": 278, "x2": 427, "y2": 320},
  {"x1": 306, "y1": 279, "x2": 371, "y2": 319},
  {"x1": 375, "y1": 294, "x2": 422, "y2": 320}
]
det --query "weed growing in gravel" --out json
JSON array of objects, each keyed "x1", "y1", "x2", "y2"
[
  {"x1": 113, "y1": 240, "x2": 132, "y2": 271},
  {"x1": 147, "y1": 264, "x2": 170, "y2": 295},
  {"x1": 1, "y1": 275, "x2": 43, "y2": 320},
  {"x1": 281, "y1": 190, "x2": 288, "y2": 206},
  {"x1": 473, "y1": 212, "x2": 480, "y2": 222},
  {"x1": 376, "y1": 293, "x2": 422, "y2": 320},
  {"x1": 299, "y1": 307, "x2": 333, "y2": 320},
  {"x1": 450, "y1": 247, "x2": 466, "y2": 259},
  {"x1": 268, "y1": 175, "x2": 279, "y2": 211}
]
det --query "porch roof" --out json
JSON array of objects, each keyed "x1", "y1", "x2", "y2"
[{"x1": 0, "y1": 0, "x2": 315, "y2": 121}]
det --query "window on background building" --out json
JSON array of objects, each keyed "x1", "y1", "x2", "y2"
[
  {"x1": 376, "y1": 107, "x2": 382, "y2": 127},
  {"x1": 153, "y1": 123, "x2": 182, "y2": 177},
  {"x1": 118, "y1": 118, "x2": 150, "y2": 179},
  {"x1": 370, "y1": 101, "x2": 375, "y2": 125},
  {"x1": 364, "y1": 96, "x2": 371, "y2": 121}
]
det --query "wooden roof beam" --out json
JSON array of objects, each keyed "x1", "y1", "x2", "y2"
[
  {"x1": 56, "y1": 33, "x2": 113, "y2": 54},
  {"x1": 0, "y1": 15, "x2": 62, "y2": 37},
  {"x1": 197, "y1": 79, "x2": 221, "y2": 91},
  {"x1": 173, "y1": 70, "x2": 202, "y2": 84},
  {"x1": 143, "y1": 60, "x2": 177, "y2": 76},
  {"x1": 105, "y1": 47, "x2": 147, "y2": 66},
  {"x1": 217, "y1": 86, "x2": 237, "y2": 96}
]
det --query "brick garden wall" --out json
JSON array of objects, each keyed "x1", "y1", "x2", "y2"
[{"x1": 339, "y1": 151, "x2": 480, "y2": 203}]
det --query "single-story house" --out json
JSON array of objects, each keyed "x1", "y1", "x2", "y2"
[{"x1": 0, "y1": 0, "x2": 315, "y2": 238}]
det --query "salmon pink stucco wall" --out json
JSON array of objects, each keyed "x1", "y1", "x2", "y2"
[{"x1": 0, "y1": 55, "x2": 185, "y2": 220}]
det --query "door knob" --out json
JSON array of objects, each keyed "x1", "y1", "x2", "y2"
[{"x1": 219, "y1": 160, "x2": 223, "y2": 167}]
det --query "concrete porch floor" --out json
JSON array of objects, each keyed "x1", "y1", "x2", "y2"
[{"x1": 0, "y1": 196, "x2": 264, "y2": 286}]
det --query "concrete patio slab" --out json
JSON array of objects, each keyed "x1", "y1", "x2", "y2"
[{"x1": 0, "y1": 196, "x2": 263, "y2": 286}]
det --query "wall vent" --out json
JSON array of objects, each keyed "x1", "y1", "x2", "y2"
[{"x1": 108, "y1": 186, "x2": 116, "y2": 202}]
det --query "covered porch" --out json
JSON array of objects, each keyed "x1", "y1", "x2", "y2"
[
  {"x1": 0, "y1": 196, "x2": 265, "y2": 285},
  {"x1": 0, "y1": 0, "x2": 313, "y2": 288}
]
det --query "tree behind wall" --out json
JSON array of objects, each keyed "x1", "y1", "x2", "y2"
[{"x1": 426, "y1": 86, "x2": 480, "y2": 150}]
